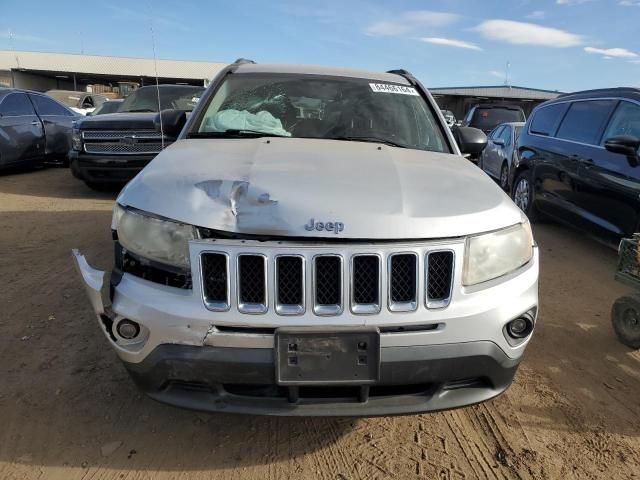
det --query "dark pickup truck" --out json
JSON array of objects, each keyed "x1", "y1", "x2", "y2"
[{"x1": 69, "y1": 85, "x2": 204, "y2": 189}]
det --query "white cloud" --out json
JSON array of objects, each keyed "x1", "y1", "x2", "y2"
[
  {"x1": 420, "y1": 37, "x2": 482, "y2": 51},
  {"x1": 584, "y1": 46, "x2": 638, "y2": 58},
  {"x1": 365, "y1": 10, "x2": 458, "y2": 36},
  {"x1": 557, "y1": 0, "x2": 593, "y2": 5},
  {"x1": 489, "y1": 70, "x2": 505, "y2": 78},
  {"x1": 618, "y1": 0, "x2": 640, "y2": 5},
  {"x1": 474, "y1": 20, "x2": 583, "y2": 48},
  {"x1": 526, "y1": 10, "x2": 545, "y2": 19},
  {"x1": 630, "y1": 59, "x2": 640, "y2": 64}
]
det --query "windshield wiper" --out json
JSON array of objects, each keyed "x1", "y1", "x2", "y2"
[
  {"x1": 188, "y1": 129, "x2": 289, "y2": 139},
  {"x1": 127, "y1": 108, "x2": 157, "y2": 113},
  {"x1": 330, "y1": 135, "x2": 408, "y2": 149}
]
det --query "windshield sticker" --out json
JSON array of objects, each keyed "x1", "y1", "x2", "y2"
[{"x1": 369, "y1": 83, "x2": 419, "y2": 96}]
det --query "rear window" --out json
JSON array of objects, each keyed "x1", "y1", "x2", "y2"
[
  {"x1": 556, "y1": 100, "x2": 615, "y2": 145},
  {"x1": 470, "y1": 107, "x2": 525, "y2": 130},
  {"x1": 530, "y1": 103, "x2": 566, "y2": 136}
]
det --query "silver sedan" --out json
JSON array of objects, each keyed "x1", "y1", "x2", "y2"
[{"x1": 479, "y1": 122, "x2": 524, "y2": 192}]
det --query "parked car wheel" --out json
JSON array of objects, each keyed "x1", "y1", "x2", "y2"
[
  {"x1": 512, "y1": 169, "x2": 539, "y2": 221},
  {"x1": 612, "y1": 295, "x2": 640, "y2": 349},
  {"x1": 499, "y1": 162, "x2": 509, "y2": 191}
]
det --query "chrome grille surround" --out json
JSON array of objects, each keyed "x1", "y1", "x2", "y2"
[
  {"x1": 236, "y1": 254, "x2": 268, "y2": 314},
  {"x1": 196, "y1": 239, "x2": 460, "y2": 319},
  {"x1": 350, "y1": 254, "x2": 382, "y2": 315},
  {"x1": 82, "y1": 130, "x2": 169, "y2": 155}
]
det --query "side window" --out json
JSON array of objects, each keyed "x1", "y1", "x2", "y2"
[
  {"x1": 500, "y1": 125, "x2": 512, "y2": 146},
  {"x1": 30, "y1": 95, "x2": 73, "y2": 116},
  {"x1": 0, "y1": 93, "x2": 36, "y2": 116},
  {"x1": 556, "y1": 100, "x2": 615, "y2": 145},
  {"x1": 490, "y1": 125, "x2": 504, "y2": 140},
  {"x1": 602, "y1": 101, "x2": 640, "y2": 142},
  {"x1": 530, "y1": 103, "x2": 567, "y2": 136}
]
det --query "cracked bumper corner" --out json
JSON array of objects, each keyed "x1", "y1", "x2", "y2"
[{"x1": 71, "y1": 248, "x2": 107, "y2": 317}]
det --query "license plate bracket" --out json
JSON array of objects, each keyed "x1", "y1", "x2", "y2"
[{"x1": 275, "y1": 328, "x2": 380, "y2": 385}]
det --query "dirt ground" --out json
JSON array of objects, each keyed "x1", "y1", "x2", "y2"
[{"x1": 0, "y1": 167, "x2": 639, "y2": 480}]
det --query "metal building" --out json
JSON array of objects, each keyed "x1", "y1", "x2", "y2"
[
  {"x1": 0, "y1": 50, "x2": 227, "y2": 93},
  {"x1": 430, "y1": 85, "x2": 563, "y2": 121}
]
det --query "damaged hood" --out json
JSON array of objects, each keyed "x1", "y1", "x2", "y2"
[{"x1": 117, "y1": 138, "x2": 524, "y2": 239}]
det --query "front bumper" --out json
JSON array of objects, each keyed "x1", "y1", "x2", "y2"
[
  {"x1": 72, "y1": 242, "x2": 538, "y2": 416},
  {"x1": 69, "y1": 151, "x2": 154, "y2": 184}
]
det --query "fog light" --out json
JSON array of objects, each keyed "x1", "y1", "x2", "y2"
[
  {"x1": 117, "y1": 319, "x2": 140, "y2": 339},
  {"x1": 506, "y1": 315, "x2": 533, "y2": 339}
]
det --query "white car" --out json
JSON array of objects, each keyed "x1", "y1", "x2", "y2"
[
  {"x1": 479, "y1": 122, "x2": 525, "y2": 192},
  {"x1": 73, "y1": 60, "x2": 539, "y2": 416},
  {"x1": 46, "y1": 90, "x2": 108, "y2": 115}
]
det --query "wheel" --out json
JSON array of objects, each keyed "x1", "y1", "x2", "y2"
[
  {"x1": 612, "y1": 296, "x2": 640, "y2": 349},
  {"x1": 512, "y1": 169, "x2": 539, "y2": 222},
  {"x1": 499, "y1": 161, "x2": 509, "y2": 191}
]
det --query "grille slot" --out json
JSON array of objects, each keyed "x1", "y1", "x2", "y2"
[
  {"x1": 389, "y1": 253, "x2": 418, "y2": 312},
  {"x1": 201, "y1": 253, "x2": 229, "y2": 310},
  {"x1": 426, "y1": 251, "x2": 454, "y2": 308},
  {"x1": 237, "y1": 255, "x2": 267, "y2": 314},
  {"x1": 314, "y1": 255, "x2": 343, "y2": 315},
  {"x1": 275, "y1": 256, "x2": 305, "y2": 315},
  {"x1": 351, "y1": 255, "x2": 380, "y2": 314}
]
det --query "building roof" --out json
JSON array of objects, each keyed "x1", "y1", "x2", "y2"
[
  {"x1": 0, "y1": 50, "x2": 227, "y2": 80},
  {"x1": 429, "y1": 85, "x2": 563, "y2": 100}
]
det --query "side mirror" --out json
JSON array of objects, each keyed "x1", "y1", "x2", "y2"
[
  {"x1": 453, "y1": 126, "x2": 487, "y2": 156},
  {"x1": 604, "y1": 135, "x2": 639, "y2": 167},
  {"x1": 154, "y1": 109, "x2": 187, "y2": 138},
  {"x1": 493, "y1": 138, "x2": 505, "y2": 147}
]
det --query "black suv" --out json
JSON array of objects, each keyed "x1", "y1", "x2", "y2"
[
  {"x1": 513, "y1": 88, "x2": 640, "y2": 245},
  {"x1": 69, "y1": 85, "x2": 204, "y2": 189},
  {"x1": 463, "y1": 104, "x2": 526, "y2": 134}
]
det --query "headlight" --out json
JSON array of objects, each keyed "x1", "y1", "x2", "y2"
[
  {"x1": 463, "y1": 222, "x2": 534, "y2": 286},
  {"x1": 113, "y1": 205, "x2": 196, "y2": 269},
  {"x1": 71, "y1": 128, "x2": 82, "y2": 151}
]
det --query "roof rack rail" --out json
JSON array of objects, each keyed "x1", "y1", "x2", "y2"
[{"x1": 233, "y1": 58, "x2": 256, "y2": 65}]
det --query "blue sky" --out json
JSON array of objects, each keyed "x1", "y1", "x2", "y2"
[{"x1": 1, "y1": 0, "x2": 639, "y2": 92}]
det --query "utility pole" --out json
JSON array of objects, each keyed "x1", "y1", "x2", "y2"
[{"x1": 505, "y1": 61, "x2": 511, "y2": 87}]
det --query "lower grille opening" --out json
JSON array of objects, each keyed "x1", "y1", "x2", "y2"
[
  {"x1": 165, "y1": 380, "x2": 213, "y2": 393},
  {"x1": 214, "y1": 325, "x2": 276, "y2": 335},
  {"x1": 379, "y1": 323, "x2": 440, "y2": 334},
  {"x1": 443, "y1": 377, "x2": 490, "y2": 391},
  {"x1": 427, "y1": 251, "x2": 454, "y2": 305}
]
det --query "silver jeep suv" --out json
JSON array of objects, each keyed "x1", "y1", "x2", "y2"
[{"x1": 73, "y1": 60, "x2": 538, "y2": 416}]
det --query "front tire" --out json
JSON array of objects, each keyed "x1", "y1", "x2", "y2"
[
  {"x1": 512, "y1": 169, "x2": 539, "y2": 222},
  {"x1": 612, "y1": 296, "x2": 640, "y2": 349},
  {"x1": 499, "y1": 161, "x2": 509, "y2": 191}
]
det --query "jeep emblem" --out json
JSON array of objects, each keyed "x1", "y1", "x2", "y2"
[{"x1": 304, "y1": 218, "x2": 344, "y2": 234}]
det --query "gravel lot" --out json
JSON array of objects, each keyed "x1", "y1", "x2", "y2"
[{"x1": 0, "y1": 167, "x2": 639, "y2": 480}]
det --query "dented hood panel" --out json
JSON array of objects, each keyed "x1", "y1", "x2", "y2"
[{"x1": 117, "y1": 138, "x2": 524, "y2": 239}]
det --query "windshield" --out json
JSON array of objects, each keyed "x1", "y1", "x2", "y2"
[
  {"x1": 470, "y1": 107, "x2": 525, "y2": 131},
  {"x1": 91, "y1": 101, "x2": 122, "y2": 115},
  {"x1": 119, "y1": 86, "x2": 203, "y2": 113},
  {"x1": 192, "y1": 73, "x2": 450, "y2": 152},
  {"x1": 47, "y1": 91, "x2": 81, "y2": 108}
]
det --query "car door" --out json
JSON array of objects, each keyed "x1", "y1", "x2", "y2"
[
  {"x1": 482, "y1": 125, "x2": 504, "y2": 177},
  {"x1": 539, "y1": 99, "x2": 617, "y2": 232},
  {"x1": 0, "y1": 92, "x2": 44, "y2": 166},
  {"x1": 494, "y1": 125, "x2": 512, "y2": 177},
  {"x1": 29, "y1": 94, "x2": 76, "y2": 158},
  {"x1": 576, "y1": 100, "x2": 640, "y2": 239}
]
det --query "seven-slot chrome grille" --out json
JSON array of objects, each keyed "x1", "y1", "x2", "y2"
[
  {"x1": 82, "y1": 130, "x2": 170, "y2": 155},
  {"x1": 200, "y1": 245, "x2": 455, "y2": 316}
]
